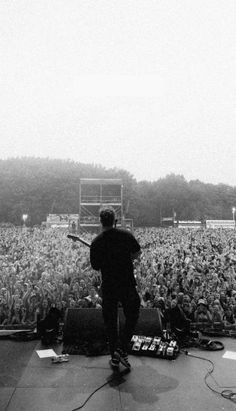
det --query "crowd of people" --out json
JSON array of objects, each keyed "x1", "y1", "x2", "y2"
[{"x1": 0, "y1": 226, "x2": 236, "y2": 331}]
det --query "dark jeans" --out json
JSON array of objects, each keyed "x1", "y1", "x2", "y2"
[{"x1": 102, "y1": 285, "x2": 140, "y2": 356}]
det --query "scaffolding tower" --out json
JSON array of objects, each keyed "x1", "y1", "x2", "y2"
[{"x1": 78, "y1": 178, "x2": 133, "y2": 232}]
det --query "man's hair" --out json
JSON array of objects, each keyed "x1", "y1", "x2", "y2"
[{"x1": 99, "y1": 207, "x2": 115, "y2": 227}]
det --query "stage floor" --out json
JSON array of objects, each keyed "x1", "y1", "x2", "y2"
[{"x1": 0, "y1": 337, "x2": 236, "y2": 411}]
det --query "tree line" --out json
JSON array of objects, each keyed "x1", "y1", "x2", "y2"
[{"x1": 0, "y1": 157, "x2": 236, "y2": 227}]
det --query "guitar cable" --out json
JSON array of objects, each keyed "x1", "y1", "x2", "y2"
[
  {"x1": 71, "y1": 368, "x2": 130, "y2": 411},
  {"x1": 181, "y1": 349, "x2": 236, "y2": 404}
]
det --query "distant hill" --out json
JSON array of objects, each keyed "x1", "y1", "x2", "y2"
[{"x1": 0, "y1": 157, "x2": 236, "y2": 226}]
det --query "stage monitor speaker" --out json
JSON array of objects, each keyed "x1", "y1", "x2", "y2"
[
  {"x1": 63, "y1": 308, "x2": 107, "y2": 343},
  {"x1": 119, "y1": 308, "x2": 162, "y2": 337},
  {"x1": 63, "y1": 307, "x2": 162, "y2": 345}
]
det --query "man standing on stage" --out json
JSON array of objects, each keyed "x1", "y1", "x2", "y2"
[{"x1": 90, "y1": 207, "x2": 141, "y2": 370}]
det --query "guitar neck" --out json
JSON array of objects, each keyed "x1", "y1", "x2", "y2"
[{"x1": 67, "y1": 234, "x2": 91, "y2": 248}]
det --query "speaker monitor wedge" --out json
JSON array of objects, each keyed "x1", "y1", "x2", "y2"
[{"x1": 63, "y1": 307, "x2": 163, "y2": 344}]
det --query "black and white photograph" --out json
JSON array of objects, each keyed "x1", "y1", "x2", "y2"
[{"x1": 0, "y1": 1, "x2": 236, "y2": 410}]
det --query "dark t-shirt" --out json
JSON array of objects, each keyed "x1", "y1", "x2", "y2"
[{"x1": 90, "y1": 228, "x2": 140, "y2": 289}]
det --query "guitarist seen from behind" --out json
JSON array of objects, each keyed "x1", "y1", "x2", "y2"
[{"x1": 90, "y1": 207, "x2": 141, "y2": 370}]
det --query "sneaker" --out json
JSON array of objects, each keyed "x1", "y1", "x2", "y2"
[
  {"x1": 116, "y1": 348, "x2": 131, "y2": 369},
  {"x1": 110, "y1": 352, "x2": 120, "y2": 369}
]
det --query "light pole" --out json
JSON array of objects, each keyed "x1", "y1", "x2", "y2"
[
  {"x1": 232, "y1": 207, "x2": 236, "y2": 230},
  {"x1": 22, "y1": 214, "x2": 28, "y2": 228}
]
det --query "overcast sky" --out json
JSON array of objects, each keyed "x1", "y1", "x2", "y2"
[{"x1": 0, "y1": 0, "x2": 236, "y2": 185}]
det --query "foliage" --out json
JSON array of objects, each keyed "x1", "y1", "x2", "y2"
[{"x1": 0, "y1": 158, "x2": 236, "y2": 226}]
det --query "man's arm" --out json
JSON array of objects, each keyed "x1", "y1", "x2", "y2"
[
  {"x1": 90, "y1": 241, "x2": 101, "y2": 271},
  {"x1": 128, "y1": 231, "x2": 141, "y2": 261}
]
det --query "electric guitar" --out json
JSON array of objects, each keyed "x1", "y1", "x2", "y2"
[{"x1": 67, "y1": 233, "x2": 91, "y2": 248}]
